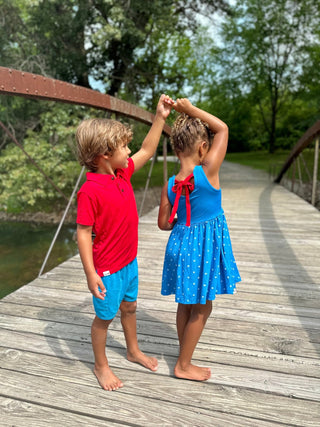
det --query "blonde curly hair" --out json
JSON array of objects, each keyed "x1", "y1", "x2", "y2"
[
  {"x1": 76, "y1": 118, "x2": 133, "y2": 172},
  {"x1": 170, "y1": 113, "x2": 214, "y2": 155}
]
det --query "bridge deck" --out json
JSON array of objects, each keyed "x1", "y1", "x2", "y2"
[{"x1": 1, "y1": 162, "x2": 320, "y2": 426}]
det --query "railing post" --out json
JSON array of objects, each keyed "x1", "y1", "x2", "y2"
[
  {"x1": 38, "y1": 166, "x2": 85, "y2": 277},
  {"x1": 311, "y1": 138, "x2": 319, "y2": 206},
  {"x1": 138, "y1": 153, "x2": 156, "y2": 217},
  {"x1": 297, "y1": 155, "x2": 303, "y2": 190},
  {"x1": 291, "y1": 158, "x2": 296, "y2": 192}
]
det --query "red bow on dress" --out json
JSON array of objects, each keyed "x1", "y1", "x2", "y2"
[{"x1": 169, "y1": 173, "x2": 194, "y2": 226}]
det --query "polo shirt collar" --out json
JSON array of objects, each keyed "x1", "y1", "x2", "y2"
[{"x1": 86, "y1": 170, "x2": 125, "y2": 185}]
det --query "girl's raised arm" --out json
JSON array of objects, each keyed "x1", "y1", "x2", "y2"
[{"x1": 173, "y1": 99, "x2": 228, "y2": 184}]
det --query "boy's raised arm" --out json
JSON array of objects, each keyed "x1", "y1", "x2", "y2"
[{"x1": 131, "y1": 94, "x2": 174, "y2": 172}]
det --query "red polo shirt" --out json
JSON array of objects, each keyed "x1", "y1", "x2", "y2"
[{"x1": 76, "y1": 158, "x2": 138, "y2": 276}]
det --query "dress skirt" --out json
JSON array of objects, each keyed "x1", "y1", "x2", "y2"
[{"x1": 161, "y1": 213, "x2": 241, "y2": 304}]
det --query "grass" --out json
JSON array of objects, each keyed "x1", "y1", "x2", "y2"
[{"x1": 225, "y1": 150, "x2": 291, "y2": 173}]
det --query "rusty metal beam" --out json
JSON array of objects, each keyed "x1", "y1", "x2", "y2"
[{"x1": 0, "y1": 67, "x2": 171, "y2": 136}]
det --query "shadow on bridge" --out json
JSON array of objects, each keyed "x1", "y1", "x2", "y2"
[{"x1": 259, "y1": 183, "x2": 320, "y2": 357}]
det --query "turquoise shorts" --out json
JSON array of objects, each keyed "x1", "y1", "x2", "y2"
[{"x1": 93, "y1": 258, "x2": 138, "y2": 320}]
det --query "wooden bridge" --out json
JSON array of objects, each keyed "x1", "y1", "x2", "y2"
[{"x1": 1, "y1": 161, "x2": 319, "y2": 426}]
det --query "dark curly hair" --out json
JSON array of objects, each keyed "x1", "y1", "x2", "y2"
[{"x1": 170, "y1": 113, "x2": 214, "y2": 155}]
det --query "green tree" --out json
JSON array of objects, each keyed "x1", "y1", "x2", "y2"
[
  {"x1": 217, "y1": 0, "x2": 320, "y2": 152},
  {"x1": 127, "y1": 30, "x2": 207, "y2": 110},
  {"x1": 24, "y1": 0, "x2": 229, "y2": 97},
  {"x1": 0, "y1": 103, "x2": 85, "y2": 213},
  {"x1": 0, "y1": 0, "x2": 51, "y2": 148},
  {"x1": 299, "y1": 31, "x2": 320, "y2": 124}
]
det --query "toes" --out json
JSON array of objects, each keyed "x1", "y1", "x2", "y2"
[
  {"x1": 147, "y1": 357, "x2": 158, "y2": 371},
  {"x1": 105, "y1": 381, "x2": 120, "y2": 391}
]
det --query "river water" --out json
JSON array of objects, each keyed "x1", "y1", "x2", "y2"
[{"x1": 0, "y1": 221, "x2": 78, "y2": 298}]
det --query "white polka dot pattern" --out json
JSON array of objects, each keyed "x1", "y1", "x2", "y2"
[{"x1": 161, "y1": 166, "x2": 241, "y2": 305}]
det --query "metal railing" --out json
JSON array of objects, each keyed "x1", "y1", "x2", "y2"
[
  {"x1": 273, "y1": 120, "x2": 320, "y2": 208},
  {"x1": 0, "y1": 67, "x2": 171, "y2": 134}
]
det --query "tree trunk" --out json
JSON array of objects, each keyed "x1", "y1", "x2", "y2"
[
  {"x1": 269, "y1": 112, "x2": 276, "y2": 153},
  {"x1": 269, "y1": 88, "x2": 278, "y2": 153}
]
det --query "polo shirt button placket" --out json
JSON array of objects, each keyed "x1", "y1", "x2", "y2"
[{"x1": 115, "y1": 178, "x2": 124, "y2": 196}]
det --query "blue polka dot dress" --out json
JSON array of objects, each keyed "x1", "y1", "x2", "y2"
[{"x1": 161, "y1": 165, "x2": 241, "y2": 304}]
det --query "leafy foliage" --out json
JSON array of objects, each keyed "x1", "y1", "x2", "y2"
[
  {"x1": 23, "y1": 0, "x2": 229, "y2": 99},
  {"x1": 215, "y1": 0, "x2": 320, "y2": 152},
  {"x1": 0, "y1": 104, "x2": 84, "y2": 212}
]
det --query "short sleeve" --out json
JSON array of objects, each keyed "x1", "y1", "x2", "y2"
[
  {"x1": 128, "y1": 157, "x2": 135, "y2": 177},
  {"x1": 125, "y1": 157, "x2": 135, "y2": 179},
  {"x1": 76, "y1": 191, "x2": 97, "y2": 226}
]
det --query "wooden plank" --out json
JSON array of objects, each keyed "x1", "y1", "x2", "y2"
[
  {"x1": 0, "y1": 396, "x2": 122, "y2": 427},
  {"x1": 3, "y1": 285, "x2": 320, "y2": 331},
  {"x1": 2, "y1": 319, "x2": 319, "y2": 382},
  {"x1": 30, "y1": 276, "x2": 320, "y2": 302},
  {"x1": 48, "y1": 256, "x2": 320, "y2": 280},
  {"x1": 1, "y1": 353, "x2": 320, "y2": 426},
  {"x1": 0, "y1": 397, "x2": 279, "y2": 427},
  {"x1": 13, "y1": 277, "x2": 320, "y2": 314},
  {"x1": 3, "y1": 290, "x2": 320, "y2": 338},
  {"x1": 1, "y1": 313, "x2": 320, "y2": 381},
  {"x1": 2, "y1": 300, "x2": 320, "y2": 361},
  {"x1": 1, "y1": 370, "x2": 222, "y2": 426},
  {"x1": 1, "y1": 339, "x2": 320, "y2": 402},
  {"x1": 51, "y1": 262, "x2": 320, "y2": 285},
  {"x1": 2, "y1": 300, "x2": 320, "y2": 345}
]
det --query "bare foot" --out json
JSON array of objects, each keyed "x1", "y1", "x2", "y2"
[
  {"x1": 127, "y1": 350, "x2": 158, "y2": 372},
  {"x1": 174, "y1": 362, "x2": 211, "y2": 381},
  {"x1": 94, "y1": 364, "x2": 124, "y2": 391}
]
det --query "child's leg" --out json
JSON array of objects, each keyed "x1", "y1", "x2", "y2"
[
  {"x1": 91, "y1": 315, "x2": 124, "y2": 391},
  {"x1": 176, "y1": 303, "x2": 192, "y2": 344},
  {"x1": 120, "y1": 300, "x2": 158, "y2": 371},
  {"x1": 175, "y1": 300, "x2": 212, "y2": 381}
]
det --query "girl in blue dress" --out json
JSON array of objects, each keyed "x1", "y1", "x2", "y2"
[{"x1": 158, "y1": 98, "x2": 241, "y2": 381}]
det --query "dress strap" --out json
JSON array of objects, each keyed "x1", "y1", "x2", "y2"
[{"x1": 169, "y1": 173, "x2": 194, "y2": 226}]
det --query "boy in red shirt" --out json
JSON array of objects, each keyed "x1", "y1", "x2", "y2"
[{"x1": 76, "y1": 94, "x2": 174, "y2": 391}]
